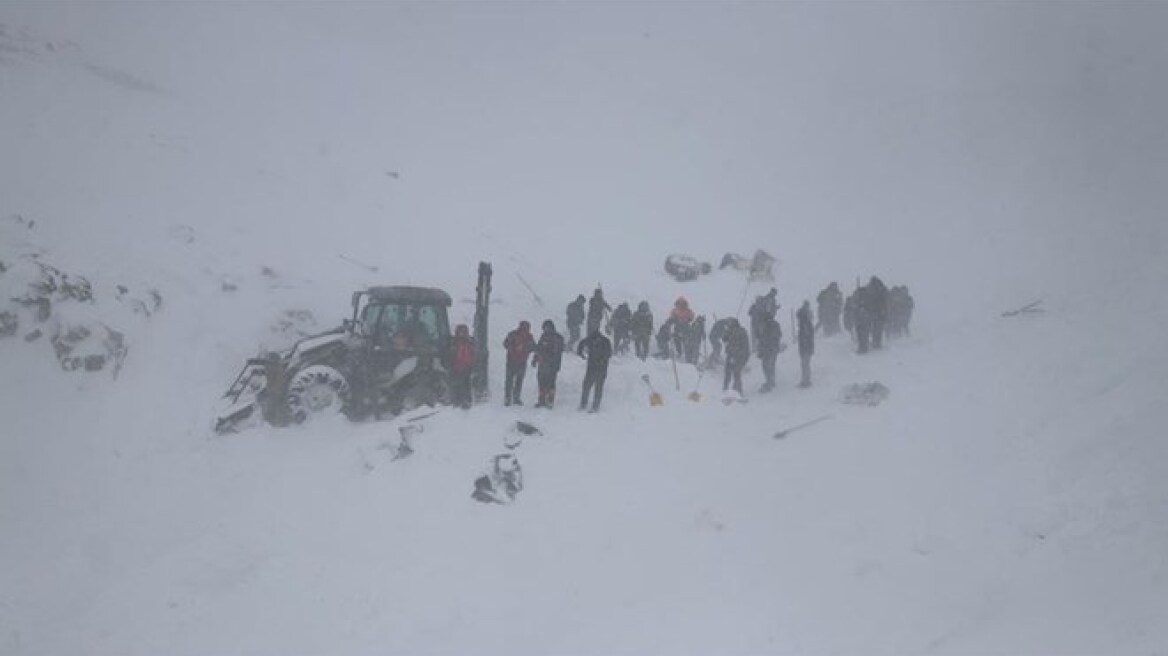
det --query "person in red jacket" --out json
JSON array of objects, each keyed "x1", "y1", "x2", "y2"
[
  {"x1": 449, "y1": 324, "x2": 476, "y2": 409},
  {"x1": 670, "y1": 297, "x2": 695, "y2": 359},
  {"x1": 502, "y1": 320, "x2": 536, "y2": 406}
]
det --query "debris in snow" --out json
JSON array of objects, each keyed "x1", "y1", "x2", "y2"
[
  {"x1": 338, "y1": 254, "x2": 378, "y2": 273},
  {"x1": 391, "y1": 424, "x2": 421, "y2": 461},
  {"x1": 719, "y1": 249, "x2": 775, "y2": 281},
  {"x1": 514, "y1": 420, "x2": 543, "y2": 436},
  {"x1": 115, "y1": 285, "x2": 163, "y2": 317},
  {"x1": 472, "y1": 453, "x2": 524, "y2": 504},
  {"x1": 773, "y1": 414, "x2": 833, "y2": 439},
  {"x1": 0, "y1": 221, "x2": 156, "y2": 376},
  {"x1": 51, "y1": 320, "x2": 128, "y2": 374},
  {"x1": 841, "y1": 382, "x2": 890, "y2": 406},
  {"x1": 664, "y1": 253, "x2": 712, "y2": 282},
  {"x1": 270, "y1": 308, "x2": 318, "y2": 341},
  {"x1": 0, "y1": 310, "x2": 16, "y2": 337},
  {"x1": 1001, "y1": 299, "x2": 1044, "y2": 317}
]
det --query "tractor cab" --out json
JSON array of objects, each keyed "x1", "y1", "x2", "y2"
[{"x1": 352, "y1": 286, "x2": 452, "y2": 357}]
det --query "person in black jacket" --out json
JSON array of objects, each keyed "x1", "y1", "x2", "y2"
[
  {"x1": 797, "y1": 300, "x2": 815, "y2": 388},
  {"x1": 630, "y1": 301, "x2": 653, "y2": 361},
  {"x1": 502, "y1": 321, "x2": 536, "y2": 405},
  {"x1": 684, "y1": 315, "x2": 706, "y2": 365},
  {"x1": 748, "y1": 287, "x2": 779, "y2": 353},
  {"x1": 708, "y1": 316, "x2": 733, "y2": 367},
  {"x1": 887, "y1": 285, "x2": 914, "y2": 339},
  {"x1": 756, "y1": 315, "x2": 782, "y2": 393},
  {"x1": 722, "y1": 318, "x2": 750, "y2": 395},
  {"x1": 654, "y1": 317, "x2": 675, "y2": 359},
  {"x1": 577, "y1": 329, "x2": 612, "y2": 412},
  {"x1": 586, "y1": 288, "x2": 611, "y2": 335},
  {"x1": 816, "y1": 282, "x2": 843, "y2": 337},
  {"x1": 566, "y1": 295, "x2": 586, "y2": 349},
  {"x1": 532, "y1": 320, "x2": 565, "y2": 408},
  {"x1": 610, "y1": 302, "x2": 632, "y2": 355},
  {"x1": 867, "y1": 276, "x2": 889, "y2": 350},
  {"x1": 843, "y1": 289, "x2": 858, "y2": 341},
  {"x1": 854, "y1": 285, "x2": 873, "y2": 354}
]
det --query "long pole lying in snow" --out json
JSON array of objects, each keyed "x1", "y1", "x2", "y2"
[{"x1": 773, "y1": 414, "x2": 833, "y2": 440}]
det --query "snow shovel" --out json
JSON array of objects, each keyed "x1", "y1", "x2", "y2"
[
  {"x1": 688, "y1": 370, "x2": 705, "y2": 403},
  {"x1": 641, "y1": 374, "x2": 664, "y2": 407},
  {"x1": 392, "y1": 424, "x2": 422, "y2": 460}
]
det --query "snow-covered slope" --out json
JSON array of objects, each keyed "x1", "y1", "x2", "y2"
[{"x1": 3, "y1": 4, "x2": 1167, "y2": 655}]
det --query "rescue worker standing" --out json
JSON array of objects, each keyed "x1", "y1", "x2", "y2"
[
  {"x1": 655, "y1": 317, "x2": 675, "y2": 358},
  {"x1": 449, "y1": 324, "x2": 476, "y2": 409},
  {"x1": 630, "y1": 301, "x2": 654, "y2": 361},
  {"x1": 722, "y1": 318, "x2": 750, "y2": 396},
  {"x1": 577, "y1": 329, "x2": 612, "y2": 412},
  {"x1": 888, "y1": 285, "x2": 914, "y2": 339},
  {"x1": 868, "y1": 276, "x2": 889, "y2": 350},
  {"x1": 586, "y1": 288, "x2": 611, "y2": 335},
  {"x1": 532, "y1": 320, "x2": 565, "y2": 408},
  {"x1": 502, "y1": 321, "x2": 535, "y2": 406},
  {"x1": 854, "y1": 285, "x2": 873, "y2": 354},
  {"x1": 708, "y1": 316, "x2": 732, "y2": 367},
  {"x1": 566, "y1": 294, "x2": 586, "y2": 349},
  {"x1": 610, "y1": 302, "x2": 632, "y2": 355},
  {"x1": 797, "y1": 300, "x2": 815, "y2": 388},
  {"x1": 670, "y1": 297, "x2": 695, "y2": 360},
  {"x1": 816, "y1": 282, "x2": 843, "y2": 337},
  {"x1": 843, "y1": 288, "x2": 858, "y2": 341},
  {"x1": 756, "y1": 314, "x2": 782, "y2": 393},
  {"x1": 748, "y1": 287, "x2": 779, "y2": 351}
]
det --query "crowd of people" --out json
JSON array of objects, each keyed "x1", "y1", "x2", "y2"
[{"x1": 446, "y1": 279, "x2": 914, "y2": 414}]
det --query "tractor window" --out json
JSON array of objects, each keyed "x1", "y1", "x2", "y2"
[
  {"x1": 361, "y1": 303, "x2": 402, "y2": 339},
  {"x1": 394, "y1": 305, "x2": 440, "y2": 348},
  {"x1": 360, "y1": 302, "x2": 447, "y2": 350},
  {"x1": 414, "y1": 306, "x2": 442, "y2": 340}
]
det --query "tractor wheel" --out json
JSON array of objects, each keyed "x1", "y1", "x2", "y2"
[{"x1": 286, "y1": 365, "x2": 351, "y2": 424}]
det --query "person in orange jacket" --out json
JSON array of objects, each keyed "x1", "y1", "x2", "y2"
[{"x1": 670, "y1": 297, "x2": 695, "y2": 359}]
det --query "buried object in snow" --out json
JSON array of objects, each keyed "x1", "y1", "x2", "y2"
[
  {"x1": 472, "y1": 453, "x2": 524, "y2": 504},
  {"x1": 664, "y1": 254, "x2": 712, "y2": 282},
  {"x1": 841, "y1": 381, "x2": 890, "y2": 406}
]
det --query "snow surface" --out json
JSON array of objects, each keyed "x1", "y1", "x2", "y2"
[{"x1": 3, "y1": 3, "x2": 1168, "y2": 654}]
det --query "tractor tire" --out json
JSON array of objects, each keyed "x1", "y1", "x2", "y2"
[{"x1": 286, "y1": 365, "x2": 351, "y2": 424}]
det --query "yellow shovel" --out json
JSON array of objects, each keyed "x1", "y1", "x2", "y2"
[
  {"x1": 688, "y1": 369, "x2": 705, "y2": 403},
  {"x1": 641, "y1": 374, "x2": 664, "y2": 407}
]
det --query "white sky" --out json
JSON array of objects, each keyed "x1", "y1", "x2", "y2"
[{"x1": 3, "y1": 2, "x2": 1166, "y2": 306}]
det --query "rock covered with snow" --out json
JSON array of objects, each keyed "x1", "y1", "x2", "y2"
[{"x1": 0, "y1": 215, "x2": 160, "y2": 375}]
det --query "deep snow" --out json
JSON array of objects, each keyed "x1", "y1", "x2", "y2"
[{"x1": 3, "y1": 4, "x2": 1168, "y2": 655}]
